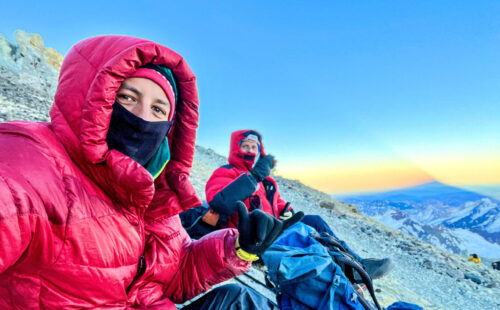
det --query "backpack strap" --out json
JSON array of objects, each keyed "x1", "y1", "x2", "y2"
[
  {"x1": 335, "y1": 254, "x2": 382, "y2": 310},
  {"x1": 311, "y1": 232, "x2": 383, "y2": 310}
]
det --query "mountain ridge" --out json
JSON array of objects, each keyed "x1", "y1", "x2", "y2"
[
  {"x1": 340, "y1": 180, "x2": 498, "y2": 205},
  {"x1": 340, "y1": 180, "x2": 500, "y2": 258}
]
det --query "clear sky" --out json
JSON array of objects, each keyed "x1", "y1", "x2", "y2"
[{"x1": 2, "y1": 1, "x2": 500, "y2": 195}]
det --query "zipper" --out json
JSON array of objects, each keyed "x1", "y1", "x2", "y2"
[
  {"x1": 126, "y1": 208, "x2": 147, "y2": 295},
  {"x1": 126, "y1": 254, "x2": 146, "y2": 294}
]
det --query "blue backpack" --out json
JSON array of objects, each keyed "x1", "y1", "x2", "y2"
[{"x1": 262, "y1": 223, "x2": 422, "y2": 310}]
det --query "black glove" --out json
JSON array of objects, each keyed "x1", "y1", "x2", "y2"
[
  {"x1": 209, "y1": 174, "x2": 257, "y2": 216},
  {"x1": 250, "y1": 155, "x2": 275, "y2": 182},
  {"x1": 236, "y1": 201, "x2": 304, "y2": 257}
]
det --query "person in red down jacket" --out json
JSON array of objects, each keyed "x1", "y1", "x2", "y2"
[
  {"x1": 204, "y1": 130, "x2": 288, "y2": 228},
  {"x1": 197, "y1": 129, "x2": 393, "y2": 281},
  {"x1": 0, "y1": 36, "x2": 302, "y2": 309}
]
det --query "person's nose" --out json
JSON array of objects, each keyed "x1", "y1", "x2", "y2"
[{"x1": 131, "y1": 103, "x2": 151, "y2": 121}]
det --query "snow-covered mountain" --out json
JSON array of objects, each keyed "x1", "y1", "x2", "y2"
[
  {"x1": 373, "y1": 209, "x2": 463, "y2": 254},
  {"x1": 440, "y1": 199, "x2": 500, "y2": 244},
  {"x1": 373, "y1": 208, "x2": 500, "y2": 257},
  {"x1": 341, "y1": 181, "x2": 488, "y2": 207},
  {"x1": 441, "y1": 198, "x2": 500, "y2": 230},
  {"x1": 340, "y1": 181, "x2": 500, "y2": 257}
]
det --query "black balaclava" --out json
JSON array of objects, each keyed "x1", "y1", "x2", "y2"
[{"x1": 106, "y1": 102, "x2": 173, "y2": 166}]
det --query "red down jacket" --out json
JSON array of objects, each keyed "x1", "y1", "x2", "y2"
[
  {"x1": 205, "y1": 130, "x2": 290, "y2": 228},
  {"x1": 0, "y1": 36, "x2": 250, "y2": 309}
]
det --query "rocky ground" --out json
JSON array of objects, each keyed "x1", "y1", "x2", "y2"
[
  {"x1": 0, "y1": 66, "x2": 53, "y2": 122},
  {"x1": 1, "y1": 31, "x2": 499, "y2": 309},
  {"x1": 0, "y1": 30, "x2": 59, "y2": 122}
]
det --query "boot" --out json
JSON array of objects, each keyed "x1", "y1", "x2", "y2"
[{"x1": 361, "y1": 258, "x2": 393, "y2": 280}]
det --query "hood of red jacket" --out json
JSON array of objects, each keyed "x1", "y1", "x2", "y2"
[
  {"x1": 228, "y1": 129, "x2": 266, "y2": 171},
  {"x1": 50, "y1": 35, "x2": 201, "y2": 216}
]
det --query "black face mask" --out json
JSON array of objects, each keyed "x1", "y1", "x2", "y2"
[{"x1": 106, "y1": 102, "x2": 173, "y2": 166}]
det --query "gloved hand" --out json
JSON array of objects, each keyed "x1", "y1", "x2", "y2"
[
  {"x1": 279, "y1": 202, "x2": 293, "y2": 220},
  {"x1": 250, "y1": 155, "x2": 275, "y2": 182},
  {"x1": 235, "y1": 201, "x2": 304, "y2": 260},
  {"x1": 208, "y1": 174, "x2": 257, "y2": 216},
  {"x1": 280, "y1": 211, "x2": 293, "y2": 220}
]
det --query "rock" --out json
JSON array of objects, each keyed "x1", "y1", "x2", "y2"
[
  {"x1": 397, "y1": 241, "x2": 413, "y2": 252},
  {"x1": 371, "y1": 227, "x2": 381, "y2": 234},
  {"x1": 0, "y1": 35, "x2": 16, "y2": 64},
  {"x1": 485, "y1": 282, "x2": 496, "y2": 288},
  {"x1": 464, "y1": 273, "x2": 482, "y2": 284},
  {"x1": 320, "y1": 201, "x2": 336, "y2": 210},
  {"x1": 421, "y1": 259, "x2": 433, "y2": 269},
  {"x1": 0, "y1": 30, "x2": 62, "y2": 105},
  {"x1": 446, "y1": 267, "x2": 464, "y2": 279},
  {"x1": 386, "y1": 230, "x2": 397, "y2": 237},
  {"x1": 348, "y1": 204, "x2": 358, "y2": 213},
  {"x1": 13, "y1": 30, "x2": 63, "y2": 70}
]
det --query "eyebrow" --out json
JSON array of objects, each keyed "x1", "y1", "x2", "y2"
[
  {"x1": 155, "y1": 98, "x2": 170, "y2": 107},
  {"x1": 120, "y1": 83, "x2": 171, "y2": 107},
  {"x1": 121, "y1": 84, "x2": 141, "y2": 96}
]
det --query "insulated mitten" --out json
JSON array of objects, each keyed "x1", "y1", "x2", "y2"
[
  {"x1": 209, "y1": 174, "x2": 257, "y2": 216},
  {"x1": 235, "y1": 201, "x2": 303, "y2": 260},
  {"x1": 250, "y1": 155, "x2": 275, "y2": 182}
]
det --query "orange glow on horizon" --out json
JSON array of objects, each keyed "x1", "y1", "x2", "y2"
[
  {"x1": 277, "y1": 161, "x2": 434, "y2": 194},
  {"x1": 418, "y1": 156, "x2": 500, "y2": 186},
  {"x1": 277, "y1": 154, "x2": 500, "y2": 194}
]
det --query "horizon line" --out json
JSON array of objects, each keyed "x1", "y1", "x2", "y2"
[{"x1": 329, "y1": 180, "x2": 500, "y2": 197}]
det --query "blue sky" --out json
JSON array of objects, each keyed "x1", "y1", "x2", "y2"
[{"x1": 2, "y1": 1, "x2": 500, "y2": 194}]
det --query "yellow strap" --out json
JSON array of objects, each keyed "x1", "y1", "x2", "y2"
[
  {"x1": 235, "y1": 237, "x2": 259, "y2": 262},
  {"x1": 280, "y1": 211, "x2": 293, "y2": 220},
  {"x1": 236, "y1": 248, "x2": 260, "y2": 262}
]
